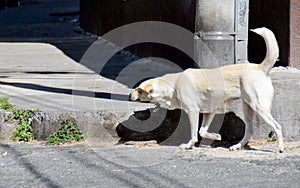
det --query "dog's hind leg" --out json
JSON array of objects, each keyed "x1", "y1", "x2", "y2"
[
  {"x1": 199, "y1": 112, "x2": 221, "y2": 141},
  {"x1": 230, "y1": 102, "x2": 255, "y2": 151},
  {"x1": 239, "y1": 81, "x2": 284, "y2": 153},
  {"x1": 180, "y1": 111, "x2": 200, "y2": 149},
  {"x1": 255, "y1": 107, "x2": 284, "y2": 153}
]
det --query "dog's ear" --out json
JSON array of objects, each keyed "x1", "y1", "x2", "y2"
[
  {"x1": 135, "y1": 87, "x2": 143, "y2": 94},
  {"x1": 143, "y1": 84, "x2": 154, "y2": 94}
]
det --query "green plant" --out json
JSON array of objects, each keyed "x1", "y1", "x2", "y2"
[
  {"x1": 12, "y1": 120, "x2": 33, "y2": 142},
  {"x1": 0, "y1": 97, "x2": 14, "y2": 110},
  {"x1": 11, "y1": 109, "x2": 36, "y2": 142},
  {"x1": 0, "y1": 97, "x2": 37, "y2": 142},
  {"x1": 46, "y1": 118, "x2": 85, "y2": 145},
  {"x1": 267, "y1": 136, "x2": 277, "y2": 142},
  {"x1": 267, "y1": 131, "x2": 277, "y2": 142}
]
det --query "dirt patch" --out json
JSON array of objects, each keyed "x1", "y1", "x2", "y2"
[{"x1": 189, "y1": 140, "x2": 300, "y2": 160}]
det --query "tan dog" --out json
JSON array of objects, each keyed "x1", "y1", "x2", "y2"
[{"x1": 131, "y1": 27, "x2": 284, "y2": 153}]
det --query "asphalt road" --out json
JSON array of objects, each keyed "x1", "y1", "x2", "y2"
[{"x1": 1, "y1": 142, "x2": 300, "y2": 188}]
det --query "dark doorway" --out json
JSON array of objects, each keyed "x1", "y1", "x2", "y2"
[{"x1": 248, "y1": 0, "x2": 289, "y2": 67}]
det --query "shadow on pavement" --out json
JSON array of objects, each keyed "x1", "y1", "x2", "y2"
[{"x1": 0, "y1": 81, "x2": 129, "y2": 101}]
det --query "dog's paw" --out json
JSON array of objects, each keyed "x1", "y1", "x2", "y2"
[
  {"x1": 229, "y1": 143, "x2": 242, "y2": 151},
  {"x1": 278, "y1": 146, "x2": 284, "y2": 153},
  {"x1": 200, "y1": 132, "x2": 222, "y2": 141},
  {"x1": 277, "y1": 141, "x2": 284, "y2": 153},
  {"x1": 179, "y1": 143, "x2": 193, "y2": 150},
  {"x1": 212, "y1": 133, "x2": 222, "y2": 141}
]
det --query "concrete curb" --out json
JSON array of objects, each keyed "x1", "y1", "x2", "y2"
[{"x1": 31, "y1": 111, "x2": 134, "y2": 144}]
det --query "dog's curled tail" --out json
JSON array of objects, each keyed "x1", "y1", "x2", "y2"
[{"x1": 251, "y1": 27, "x2": 279, "y2": 74}]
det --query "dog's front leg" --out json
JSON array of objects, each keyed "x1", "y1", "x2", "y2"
[
  {"x1": 199, "y1": 113, "x2": 221, "y2": 141},
  {"x1": 180, "y1": 111, "x2": 199, "y2": 149}
]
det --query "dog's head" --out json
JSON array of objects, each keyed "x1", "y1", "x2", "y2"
[
  {"x1": 131, "y1": 76, "x2": 178, "y2": 109},
  {"x1": 130, "y1": 80, "x2": 155, "y2": 102}
]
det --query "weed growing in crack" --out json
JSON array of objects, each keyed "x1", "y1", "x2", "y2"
[
  {"x1": 10, "y1": 109, "x2": 36, "y2": 142},
  {"x1": 0, "y1": 97, "x2": 14, "y2": 111},
  {"x1": 46, "y1": 117, "x2": 85, "y2": 145},
  {"x1": 0, "y1": 97, "x2": 37, "y2": 142}
]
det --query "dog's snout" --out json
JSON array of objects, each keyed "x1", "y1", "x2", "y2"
[
  {"x1": 130, "y1": 94, "x2": 140, "y2": 102},
  {"x1": 130, "y1": 89, "x2": 140, "y2": 101}
]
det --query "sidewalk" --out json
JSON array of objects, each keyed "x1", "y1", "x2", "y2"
[{"x1": 0, "y1": 41, "x2": 156, "y2": 112}]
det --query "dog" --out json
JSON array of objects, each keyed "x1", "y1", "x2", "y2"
[{"x1": 130, "y1": 27, "x2": 284, "y2": 153}]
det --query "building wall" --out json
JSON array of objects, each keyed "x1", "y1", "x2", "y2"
[
  {"x1": 80, "y1": 0, "x2": 196, "y2": 69},
  {"x1": 80, "y1": 0, "x2": 196, "y2": 35},
  {"x1": 290, "y1": 0, "x2": 300, "y2": 69}
]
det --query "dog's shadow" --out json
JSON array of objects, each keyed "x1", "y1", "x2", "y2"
[
  {"x1": 117, "y1": 109, "x2": 275, "y2": 153},
  {"x1": 117, "y1": 110, "x2": 251, "y2": 147}
]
